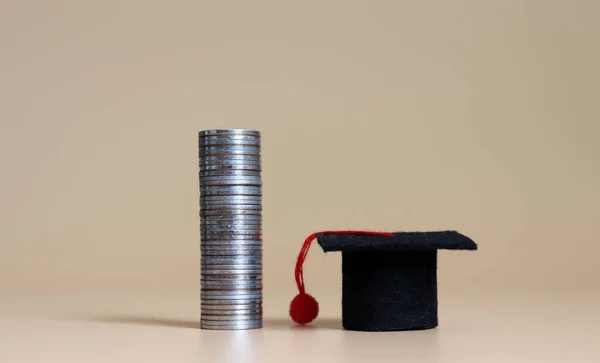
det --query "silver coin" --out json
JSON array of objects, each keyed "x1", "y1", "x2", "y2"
[
  {"x1": 201, "y1": 210, "x2": 261, "y2": 216},
  {"x1": 201, "y1": 286, "x2": 261, "y2": 293},
  {"x1": 201, "y1": 279, "x2": 262, "y2": 288},
  {"x1": 201, "y1": 206, "x2": 262, "y2": 213},
  {"x1": 200, "y1": 306, "x2": 261, "y2": 313},
  {"x1": 201, "y1": 233, "x2": 262, "y2": 240},
  {"x1": 200, "y1": 301, "x2": 262, "y2": 307},
  {"x1": 201, "y1": 251, "x2": 261, "y2": 257},
  {"x1": 201, "y1": 269, "x2": 262, "y2": 275},
  {"x1": 201, "y1": 232, "x2": 262, "y2": 239},
  {"x1": 200, "y1": 154, "x2": 260, "y2": 162},
  {"x1": 199, "y1": 169, "x2": 261, "y2": 176},
  {"x1": 201, "y1": 219, "x2": 262, "y2": 227},
  {"x1": 201, "y1": 301, "x2": 261, "y2": 308},
  {"x1": 201, "y1": 297, "x2": 262, "y2": 303},
  {"x1": 201, "y1": 245, "x2": 261, "y2": 252},
  {"x1": 200, "y1": 211, "x2": 262, "y2": 218},
  {"x1": 200, "y1": 177, "x2": 261, "y2": 187},
  {"x1": 199, "y1": 165, "x2": 261, "y2": 173},
  {"x1": 201, "y1": 310, "x2": 262, "y2": 316},
  {"x1": 201, "y1": 237, "x2": 262, "y2": 243},
  {"x1": 201, "y1": 211, "x2": 262, "y2": 218},
  {"x1": 199, "y1": 163, "x2": 260, "y2": 169},
  {"x1": 201, "y1": 226, "x2": 261, "y2": 233},
  {"x1": 201, "y1": 221, "x2": 261, "y2": 228},
  {"x1": 200, "y1": 284, "x2": 262, "y2": 292},
  {"x1": 202, "y1": 255, "x2": 262, "y2": 262},
  {"x1": 199, "y1": 141, "x2": 260, "y2": 150},
  {"x1": 201, "y1": 270, "x2": 262, "y2": 276},
  {"x1": 201, "y1": 274, "x2": 262, "y2": 280},
  {"x1": 201, "y1": 286, "x2": 262, "y2": 301},
  {"x1": 198, "y1": 151, "x2": 259, "y2": 159},
  {"x1": 199, "y1": 162, "x2": 260, "y2": 169},
  {"x1": 201, "y1": 276, "x2": 261, "y2": 282},
  {"x1": 198, "y1": 135, "x2": 260, "y2": 144},
  {"x1": 200, "y1": 163, "x2": 261, "y2": 171},
  {"x1": 200, "y1": 201, "x2": 262, "y2": 208},
  {"x1": 201, "y1": 271, "x2": 262, "y2": 276},
  {"x1": 200, "y1": 216, "x2": 261, "y2": 228},
  {"x1": 201, "y1": 288, "x2": 262, "y2": 295},
  {"x1": 200, "y1": 280, "x2": 263, "y2": 290},
  {"x1": 200, "y1": 185, "x2": 262, "y2": 191},
  {"x1": 200, "y1": 252, "x2": 262, "y2": 258},
  {"x1": 200, "y1": 192, "x2": 262, "y2": 199},
  {"x1": 202, "y1": 255, "x2": 262, "y2": 264},
  {"x1": 201, "y1": 214, "x2": 261, "y2": 222},
  {"x1": 201, "y1": 250, "x2": 262, "y2": 256},
  {"x1": 199, "y1": 145, "x2": 260, "y2": 156},
  {"x1": 201, "y1": 309, "x2": 262, "y2": 316},
  {"x1": 201, "y1": 263, "x2": 262, "y2": 269},
  {"x1": 200, "y1": 316, "x2": 262, "y2": 323},
  {"x1": 198, "y1": 138, "x2": 261, "y2": 148},
  {"x1": 201, "y1": 305, "x2": 261, "y2": 311},
  {"x1": 201, "y1": 239, "x2": 262, "y2": 245},
  {"x1": 200, "y1": 324, "x2": 262, "y2": 331},
  {"x1": 200, "y1": 210, "x2": 262, "y2": 216},
  {"x1": 201, "y1": 251, "x2": 262, "y2": 258},
  {"x1": 201, "y1": 238, "x2": 262, "y2": 244},
  {"x1": 199, "y1": 172, "x2": 261, "y2": 180},
  {"x1": 201, "y1": 317, "x2": 262, "y2": 323},
  {"x1": 199, "y1": 129, "x2": 260, "y2": 137},
  {"x1": 200, "y1": 273, "x2": 262, "y2": 284},
  {"x1": 202, "y1": 253, "x2": 261, "y2": 260},
  {"x1": 201, "y1": 299, "x2": 262, "y2": 305},
  {"x1": 199, "y1": 172, "x2": 261, "y2": 179},
  {"x1": 201, "y1": 194, "x2": 261, "y2": 203},
  {"x1": 200, "y1": 209, "x2": 262, "y2": 218},
  {"x1": 201, "y1": 228, "x2": 262, "y2": 236},
  {"x1": 199, "y1": 170, "x2": 261, "y2": 177},
  {"x1": 200, "y1": 325, "x2": 262, "y2": 331},
  {"x1": 201, "y1": 213, "x2": 262, "y2": 220},
  {"x1": 200, "y1": 264, "x2": 262, "y2": 275},
  {"x1": 201, "y1": 312, "x2": 262, "y2": 319},
  {"x1": 200, "y1": 321, "x2": 262, "y2": 330},
  {"x1": 200, "y1": 314, "x2": 261, "y2": 322},
  {"x1": 200, "y1": 228, "x2": 262, "y2": 236},
  {"x1": 200, "y1": 215, "x2": 262, "y2": 221},
  {"x1": 200, "y1": 186, "x2": 261, "y2": 197},
  {"x1": 200, "y1": 313, "x2": 261, "y2": 321},
  {"x1": 202, "y1": 293, "x2": 262, "y2": 301},
  {"x1": 201, "y1": 291, "x2": 262, "y2": 299},
  {"x1": 201, "y1": 274, "x2": 261, "y2": 281},
  {"x1": 200, "y1": 170, "x2": 261, "y2": 177},
  {"x1": 201, "y1": 251, "x2": 262, "y2": 256},
  {"x1": 200, "y1": 320, "x2": 262, "y2": 330}
]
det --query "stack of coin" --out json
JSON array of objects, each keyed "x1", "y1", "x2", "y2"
[{"x1": 199, "y1": 129, "x2": 262, "y2": 330}]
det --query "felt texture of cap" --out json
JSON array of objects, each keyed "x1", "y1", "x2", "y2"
[{"x1": 316, "y1": 231, "x2": 477, "y2": 332}]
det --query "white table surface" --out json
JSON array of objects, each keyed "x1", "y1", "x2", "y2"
[{"x1": 1, "y1": 290, "x2": 598, "y2": 362}]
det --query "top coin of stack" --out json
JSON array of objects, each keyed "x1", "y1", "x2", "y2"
[{"x1": 198, "y1": 129, "x2": 263, "y2": 330}]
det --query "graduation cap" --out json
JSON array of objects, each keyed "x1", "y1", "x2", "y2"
[{"x1": 290, "y1": 230, "x2": 477, "y2": 332}]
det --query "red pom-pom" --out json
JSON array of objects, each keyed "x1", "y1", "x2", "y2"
[{"x1": 290, "y1": 292, "x2": 319, "y2": 325}]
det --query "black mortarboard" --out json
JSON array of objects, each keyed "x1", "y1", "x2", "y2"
[{"x1": 289, "y1": 230, "x2": 477, "y2": 332}]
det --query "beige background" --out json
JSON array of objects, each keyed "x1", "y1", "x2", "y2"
[{"x1": 1, "y1": 1, "x2": 599, "y2": 362}]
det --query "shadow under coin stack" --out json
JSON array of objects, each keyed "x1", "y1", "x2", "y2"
[{"x1": 199, "y1": 129, "x2": 262, "y2": 330}]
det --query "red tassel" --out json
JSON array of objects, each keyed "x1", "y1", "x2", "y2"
[{"x1": 289, "y1": 230, "x2": 395, "y2": 325}]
